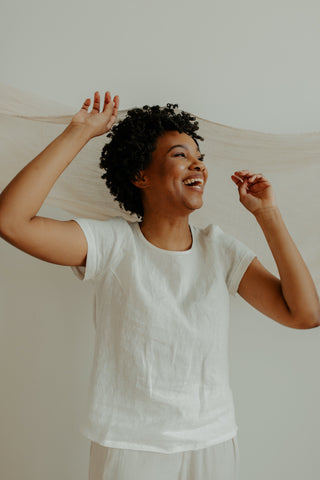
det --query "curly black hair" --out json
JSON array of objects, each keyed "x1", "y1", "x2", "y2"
[{"x1": 99, "y1": 103, "x2": 204, "y2": 219}]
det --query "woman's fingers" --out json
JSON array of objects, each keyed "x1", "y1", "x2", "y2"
[
  {"x1": 103, "y1": 91, "x2": 114, "y2": 113},
  {"x1": 106, "y1": 95, "x2": 120, "y2": 129},
  {"x1": 92, "y1": 91, "x2": 101, "y2": 112},
  {"x1": 231, "y1": 175, "x2": 242, "y2": 186},
  {"x1": 233, "y1": 171, "x2": 265, "y2": 184},
  {"x1": 102, "y1": 91, "x2": 119, "y2": 114},
  {"x1": 232, "y1": 173, "x2": 268, "y2": 198},
  {"x1": 102, "y1": 91, "x2": 111, "y2": 110},
  {"x1": 81, "y1": 92, "x2": 101, "y2": 113},
  {"x1": 114, "y1": 95, "x2": 119, "y2": 109},
  {"x1": 102, "y1": 91, "x2": 111, "y2": 113},
  {"x1": 82, "y1": 91, "x2": 119, "y2": 117},
  {"x1": 111, "y1": 95, "x2": 119, "y2": 118},
  {"x1": 81, "y1": 98, "x2": 91, "y2": 111},
  {"x1": 249, "y1": 174, "x2": 265, "y2": 184},
  {"x1": 234, "y1": 170, "x2": 253, "y2": 176},
  {"x1": 234, "y1": 170, "x2": 258, "y2": 180}
]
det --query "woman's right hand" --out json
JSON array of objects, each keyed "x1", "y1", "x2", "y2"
[{"x1": 70, "y1": 91, "x2": 119, "y2": 139}]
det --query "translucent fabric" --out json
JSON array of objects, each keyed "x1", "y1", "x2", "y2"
[{"x1": 0, "y1": 82, "x2": 319, "y2": 292}]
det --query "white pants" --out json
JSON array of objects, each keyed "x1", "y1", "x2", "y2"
[{"x1": 89, "y1": 436, "x2": 240, "y2": 480}]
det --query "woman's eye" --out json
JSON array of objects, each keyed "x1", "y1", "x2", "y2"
[{"x1": 174, "y1": 153, "x2": 205, "y2": 162}]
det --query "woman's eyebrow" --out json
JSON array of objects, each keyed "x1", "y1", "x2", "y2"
[{"x1": 166, "y1": 144, "x2": 200, "y2": 153}]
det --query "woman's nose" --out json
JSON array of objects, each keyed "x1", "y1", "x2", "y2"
[{"x1": 190, "y1": 158, "x2": 206, "y2": 172}]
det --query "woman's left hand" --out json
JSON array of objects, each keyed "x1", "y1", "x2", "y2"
[{"x1": 231, "y1": 170, "x2": 277, "y2": 216}]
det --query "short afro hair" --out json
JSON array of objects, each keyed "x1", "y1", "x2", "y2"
[{"x1": 99, "y1": 103, "x2": 204, "y2": 219}]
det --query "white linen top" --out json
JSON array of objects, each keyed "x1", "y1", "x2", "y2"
[{"x1": 71, "y1": 216, "x2": 256, "y2": 453}]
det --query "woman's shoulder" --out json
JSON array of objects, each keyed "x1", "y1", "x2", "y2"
[
  {"x1": 192, "y1": 223, "x2": 235, "y2": 252},
  {"x1": 71, "y1": 215, "x2": 134, "y2": 245},
  {"x1": 192, "y1": 222, "x2": 222, "y2": 238}
]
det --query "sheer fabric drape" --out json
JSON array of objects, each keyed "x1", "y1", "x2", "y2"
[{"x1": 1, "y1": 83, "x2": 319, "y2": 291}]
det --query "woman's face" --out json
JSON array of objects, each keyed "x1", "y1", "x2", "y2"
[{"x1": 134, "y1": 130, "x2": 208, "y2": 215}]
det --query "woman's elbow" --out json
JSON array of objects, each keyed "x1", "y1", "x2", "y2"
[{"x1": 297, "y1": 311, "x2": 320, "y2": 329}]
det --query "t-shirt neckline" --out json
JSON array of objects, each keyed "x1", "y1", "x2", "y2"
[{"x1": 134, "y1": 222, "x2": 195, "y2": 255}]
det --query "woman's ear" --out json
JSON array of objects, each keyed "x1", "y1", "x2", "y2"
[{"x1": 131, "y1": 171, "x2": 149, "y2": 189}]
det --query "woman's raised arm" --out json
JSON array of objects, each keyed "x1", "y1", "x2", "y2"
[{"x1": 0, "y1": 91, "x2": 119, "y2": 266}]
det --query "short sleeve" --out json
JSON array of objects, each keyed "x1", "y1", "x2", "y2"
[
  {"x1": 214, "y1": 225, "x2": 257, "y2": 296},
  {"x1": 70, "y1": 216, "x2": 128, "y2": 282}
]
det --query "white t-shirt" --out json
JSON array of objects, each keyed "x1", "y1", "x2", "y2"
[{"x1": 71, "y1": 216, "x2": 256, "y2": 454}]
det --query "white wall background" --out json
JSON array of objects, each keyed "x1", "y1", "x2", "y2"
[{"x1": 1, "y1": 1, "x2": 320, "y2": 479}]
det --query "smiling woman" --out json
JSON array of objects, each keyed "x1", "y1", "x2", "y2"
[
  {"x1": 131, "y1": 131, "x2": 209, "y2": 248},
  {"x1": 0, "y1": 91, "x2": 318, "y2": 480},
  {"x1": 99, "y1": 102, "x2": 205, "y2": 221},
  {"x1": 98, "y1": 103, "x2": 209, "y2": 251}
]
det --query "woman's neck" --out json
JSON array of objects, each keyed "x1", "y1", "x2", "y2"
[{"x1": 139, "y1": 214, "x2": 192, "y2": 251}]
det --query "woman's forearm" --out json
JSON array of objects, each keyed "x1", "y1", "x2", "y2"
[
  {"x1": 254, "y1": 206, "x2": 320, "y2": 326},
  {"x1": 0, "y1": 123, "x2": 92, "y2": 232}
]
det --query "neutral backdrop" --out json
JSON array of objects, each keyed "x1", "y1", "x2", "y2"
[{"x1": 1, "y1": 1, "x2": 320, "y2": 479}]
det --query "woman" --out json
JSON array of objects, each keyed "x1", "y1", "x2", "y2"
[{"x1": 0, "y1": 91, "x2": 319, "y2": 480}]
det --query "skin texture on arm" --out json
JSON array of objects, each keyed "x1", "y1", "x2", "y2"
[{"x1": 231, "y1": 171, "x2": 320, "y2": 330}]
